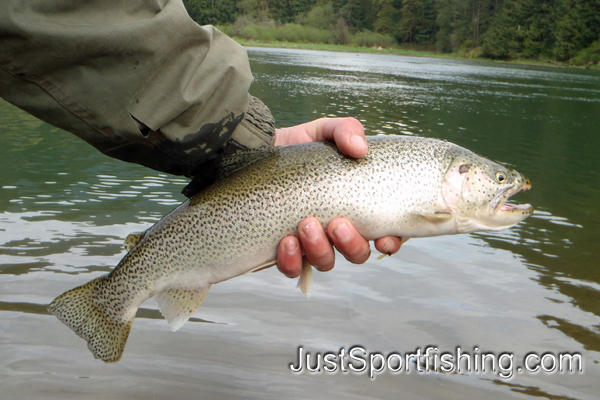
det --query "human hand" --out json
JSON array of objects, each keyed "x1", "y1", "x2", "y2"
[{"x1": 273, "y1": 117, "x2": 403, "y2": 278}]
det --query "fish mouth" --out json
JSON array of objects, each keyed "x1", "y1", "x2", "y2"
[{"x1": 490, "y1": 179, "x2": 533, "y2": 217}]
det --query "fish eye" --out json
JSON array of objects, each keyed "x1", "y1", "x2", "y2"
[{"x1": 495, "y1": 172, "x2": 507, "y2": 182}]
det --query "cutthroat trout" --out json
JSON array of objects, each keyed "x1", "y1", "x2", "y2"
[{"x1": 48, "y1": 135, "x2": 533, "y2": 362}]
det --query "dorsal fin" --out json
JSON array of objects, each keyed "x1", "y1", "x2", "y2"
[
  {"x1": 216, "y1": 147, "x2": 276, "y2": 181},
  {"x1": 124, "y1": 231, "x2": 146, "y2": 252},
  {"x1": 182, "y1": 147, "x2": 276, "y2": 197}
]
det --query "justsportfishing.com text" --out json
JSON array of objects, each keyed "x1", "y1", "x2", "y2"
[{"x1": 289, "y1": 346, "x2": 583, "y2": 379}]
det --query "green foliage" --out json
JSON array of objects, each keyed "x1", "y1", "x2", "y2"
[
  {"x1": 269, "y1": 0, "x2": 318, "y2": 23},
  {"x1": 184, "y1": 0, "x2": 237, "y2": 25},
  {"x1": 396, "y1": 0, "x2": 438, "y2": 43},
  {"x1": 233, "y1": 20, "x2": 334, "y2": 42},
  {"x1": 373, "y1": 0, "x2": 400, "y2": 35},
  {"x1": 572, "y1": 40, "x2": 600, "y2": 65},
  {"x1": 351, "y1": 30, "x2": 396, "y2": 47},
  {"x1": 397, "y1": 0, "x2": 419, "y2": 42},
  {"x1": 231, "y1": 15, "x2": 276, "y2": 37},
  {"x1": 339, "y1": 0, "x2": 373, "y2": 31},
  {"x1": 279, "y1": 22, "x2": 334, "y2": 42},
  {"x1": 481, "y1": 0, "x2": 600, "y2": 61},
  {"x1": 298, "y1": 2, "x2": 338, "y2": 28},
  {"x1": 437, "y1": 0, "x2": 503, "y2": 53},
  {"x1": 415, "y1": 0, "x2": 438, "y2": 43},
  {"x1": 332, "y1": 17, "x2": 351, "y2": 44},
  {"x1": 182, "y1": 0, "x2": 600, "y2": 63},
  {"x1": 435, "y1": 0, "x2": 456, "y2": 52},
  {"x1": 482, "y1": 0, "x2": 551, "y2": 59},
  {"x1": 553, "y1": 0, "x2": 592, "y2": 60},
  {"x1": 215, "y1": 23, "x2": 234, "y2": 36},
  {"x1": 228, "y1": 17, "x2": 395, "y2": 47},
  {"x1": 237, "y1": 0, "x2": 270, "y2": 20},
  {"x1": 481, "y1": 0, "x2": 520, "y2": 59},
  {"x1": 239, "y1": 23, "x2": 277, "y2": 41}
]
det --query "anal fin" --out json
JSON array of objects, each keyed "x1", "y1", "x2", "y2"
[
  {"x1": 155, "y1": 287, "x2": 211, "y2": 332},
  {"x1": 297, "y1": 258, "x2": 313, "y2": 298}
]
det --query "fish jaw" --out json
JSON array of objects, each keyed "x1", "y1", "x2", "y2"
[
  {"x1": 487, "y1": 176, "x2": 533, "y2": 228},
  {"x1": 442, "y1": 152, "x2": 533, "y2": 233},
  {"x1": 489, "y1": 173, "x2": 532, "y2": 213}
]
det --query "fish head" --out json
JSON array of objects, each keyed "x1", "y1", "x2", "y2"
[{"x1": 442, "y1": 153, "x2": 533, "y2": 233}]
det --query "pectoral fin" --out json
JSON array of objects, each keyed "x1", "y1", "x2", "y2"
[
  {"x1": 155, "y1": 287, "x2": 211, "y2": 332},
  {"x1": 297, "y1": 258, "x2": 313, "y2": 298},
  {"x1": 419, "y1": 211, "x2": 453, "y2": 222}
]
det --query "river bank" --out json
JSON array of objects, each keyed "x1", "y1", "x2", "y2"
[{"x1": 235, "y1": 38, "x2": 600, "y2": 70}]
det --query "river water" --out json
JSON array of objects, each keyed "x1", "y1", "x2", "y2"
[{"x1": 1, "y1": 47, "x2": 599, "y2": 399}]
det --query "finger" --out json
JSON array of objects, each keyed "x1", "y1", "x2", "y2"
[
  {"x1": 298, "y1": 217, "x2": 335, "y2": 272},
  {"x1": 327, "y1": 218, "x2": 371, "y2": 264},
  {"x1": 374, "y1": 236, "x2": 403, "y2": 256},
  {"x1": 321, "y1": 117, "x2": 368, "y2": 159},
  {"x1": 277, "y1": 236, "x2": 302, "y2": 278}
]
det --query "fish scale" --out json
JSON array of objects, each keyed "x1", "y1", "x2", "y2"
[{"x1": 48, "y1": 135, "x2": 533, "y2": 362}]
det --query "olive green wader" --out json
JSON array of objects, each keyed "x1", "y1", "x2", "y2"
[{"x1": 0, "y1": 0, "x2": 276, "y2": 195}]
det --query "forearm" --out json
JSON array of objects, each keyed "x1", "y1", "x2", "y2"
[{"x1": 0, "y1": 0, "x2": 273, "y2": 176}]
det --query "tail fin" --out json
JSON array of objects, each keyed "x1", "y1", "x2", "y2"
[{"x1": 48, "y1": 276, "x2": 134, "y2": 363}]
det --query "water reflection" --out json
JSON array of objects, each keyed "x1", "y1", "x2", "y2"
[
  {"x1": 492, "y1": 380, "x2": 582, "y2": 400},
  {"x1": 3, "y1": 174, "x2": 186, "y2": 208}
]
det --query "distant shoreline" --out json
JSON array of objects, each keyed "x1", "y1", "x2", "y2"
[{"x1": 236, "y1": 38, "x2": 599, "y2": 71}]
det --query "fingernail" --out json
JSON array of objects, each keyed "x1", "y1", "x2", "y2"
[
  {"x1": 350, "y1": 135, "x2": 367, "y2": 149},
  {"x1": 302, "y1": 222, "x2": 320, "y2": 242},
  {"x1": 283, "y1": 238, "x2": 298, "y2": 255},
  {"x1": 332, "y1": 222, "x2": 352, "y2": 243}
]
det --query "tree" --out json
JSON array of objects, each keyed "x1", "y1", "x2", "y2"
[
  {"x1": 397, "y1": 0, "x2": 420, "y2": 42},
  {"x1": 373, "y1": 0, "x2": 399, "y2": 34},
  {"x1": 184, "y1": 0, "x2": 238, "y2": 25},
  {"x1": 436, "y1": 0, "x2": 500, "y2": 52},
  {"x1": 339, "y1": 0, "x2": 373, "y2": 31},
  {"x1": 415, "y1": 0, "x2": 438, "y2": 43},
  {"x1": 481, "y1": 0, "x2": 529, "y2": 59},
  {"x1": 182, "y1": 0, "x2": 600, "y2": 62},
  {"x1": 237, "y1": 0, "x2": 270, "y2": 20},
  {"x1": 436, "y1": 0, "x2": 457, "y2": 52},
  {"x1": 482, "y1": 0, "x2": 600, "y2": 60},
  {"x1": 553, "y1": 0, "x2": 595, "y2": 60},
  {"x1": 396, "y1": 0, "x2": 438, "y2": 43},
  {"x1": 300, "y1": 2, "x2": 339, "y2": 28},
  {"x1": 270, "y1": 0, "x2": 318, "y2": 23}
]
